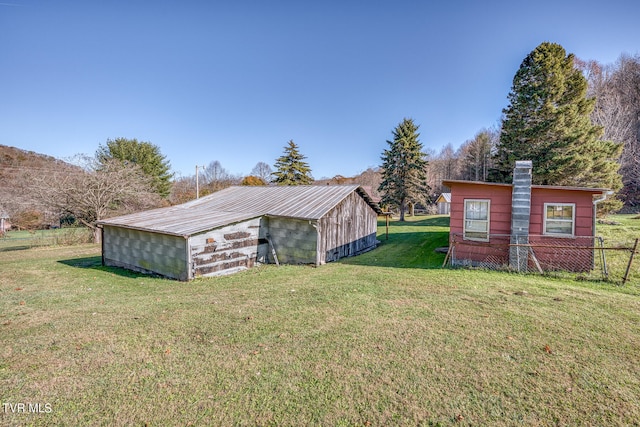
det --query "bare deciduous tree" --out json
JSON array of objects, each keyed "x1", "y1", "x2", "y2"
[
  {"x1": 427, "y1": 143, "x2": 459, "y2": 195},
  {"x1": 457, "y1": 128, "x2": 498, "y2": 182},
  {"x1": 169, "y1": 175, "x2": 196, "y2": 205},
  {"x1": 251, "y1": 162, "x2": 273, "y2": 183},
  {"x1": 580, "y1": 54, "x2": 640, "y2": 207},
  {"x1": 29, "y1": 156, "x2": 162, "y2": 242},
  {"x1": 202, "y1": 160, "x2": 238, "y2": 193}
]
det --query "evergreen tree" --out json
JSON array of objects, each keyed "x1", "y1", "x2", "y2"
[
  {"x1": 378, "y1": 118, "x2": 429, "y2": 221},
  {"x1": 492, "y1": 42, "x2": 622, "y2": 212},
  {"x1": 272, "y1": 140, "x2": 313, "y2": 185},
  {"x1": 96, "y1": 137, "x2": 173, "y2": 198}
]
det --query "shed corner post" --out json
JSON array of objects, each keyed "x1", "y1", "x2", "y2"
[
  {"x1": 313, "y1": 220, "x2": 322, "y2": 266},
  {"x1": 184, "y1": 235, "x2": 192, "y2": 281},
  {"x1": 100, "y1": 226, "x2": 104, "y2": 266}
]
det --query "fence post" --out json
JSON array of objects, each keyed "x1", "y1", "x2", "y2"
[
  {"x1": 443, "y1": 242, "x2": 453, "y2": 268},
  {"x1": 622, "y1": 238, "x2": 639, "y2": 285}
]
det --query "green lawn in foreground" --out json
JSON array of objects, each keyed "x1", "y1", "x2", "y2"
[{"x1": 0, "y1": 216, "x2": 639, "y2": 426}]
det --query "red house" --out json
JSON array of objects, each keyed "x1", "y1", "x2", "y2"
[{"x1": 443, "y1": 161, "x2": 610, "y2": 273}]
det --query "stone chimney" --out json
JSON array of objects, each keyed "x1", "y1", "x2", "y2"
[{"x1": 509, "y1": 161, "x2": 532, "y2": 272}]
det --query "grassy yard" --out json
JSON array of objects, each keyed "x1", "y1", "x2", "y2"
[{"x1": 1, "y1": 216, "x2": 639, "y2": 426}]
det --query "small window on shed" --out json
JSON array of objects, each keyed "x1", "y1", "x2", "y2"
[
  {"x1": 544, "y1": 203, "x2": 575, "y2": 237},
  {"x1": 464, "y1": 199, "x2": 490, "y2": 241}
]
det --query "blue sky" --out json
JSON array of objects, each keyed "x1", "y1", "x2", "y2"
[{"x1": 1, "y1": 0, "x2": 639, "y2": 180}]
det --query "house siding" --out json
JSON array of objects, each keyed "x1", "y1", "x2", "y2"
[
  {"x1": 449, "y1": 183, "x2": 513, "y2": 266},
  {"x1": 529, "y1": 188, "x2": 595, "y2": 236},
  {"x1": 528, "y1": 188, "x2": 597, "y2": 272},
  {"x1": 446, "y1": 181, "x2": 602, "y2": 272}
]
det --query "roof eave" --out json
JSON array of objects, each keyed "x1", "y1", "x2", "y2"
[{"x1": 443, "y1": 180, "x2": 610, "y2": 194}]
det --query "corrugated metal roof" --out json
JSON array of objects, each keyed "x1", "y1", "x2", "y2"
[{"x1": 98, "y1": 185, "x2": 382, "y2": 236}]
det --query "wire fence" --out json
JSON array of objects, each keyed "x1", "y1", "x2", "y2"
[
  {"x1": 444, "y1": 233, "x2": 639, "y2": 285},
  {"x1": 0, "y1": 228, "x2": 94, "y2": 251}
]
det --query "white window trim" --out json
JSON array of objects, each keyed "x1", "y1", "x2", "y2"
[
  {"x1": 463, "y1": 199, "x2": 490, "y2": 242},
  {"x1": 543, "y1": 202, "x2": 575, "y2": 237}
]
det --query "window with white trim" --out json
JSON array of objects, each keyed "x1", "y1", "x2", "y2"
[
  {"x1": 543, "y1": 203, "x2": 575, "y2": 237},
  {"x1": 464, "y1": 199, "x2": 490, "y2": 241}
]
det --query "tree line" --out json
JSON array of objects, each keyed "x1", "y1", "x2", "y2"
[
  {"x1": 4, "y1": 41, "x2": 638, "y2": 236},
  {"x1": 170, "y1": 140, "x2": 313, "y2": 204},
  {"x1": 423, "y1": 44, "x2": 639, "y2": 216}
]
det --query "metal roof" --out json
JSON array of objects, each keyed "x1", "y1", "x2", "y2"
[
  {"x1": 442, "y1": 180, "x2": 609, "y2": 193},
  {"x1": 98, "y1": 185, "x2": 383, "y2": 237}
]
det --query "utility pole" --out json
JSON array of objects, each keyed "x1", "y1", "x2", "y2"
[{"x1": 195, "y1": 165, "x2": 205, "y2": 199}]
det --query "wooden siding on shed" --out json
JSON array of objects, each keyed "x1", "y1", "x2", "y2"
[
  {"x1": 318, "y1": 191, "x2": 378, "y2": 264},
  {"x1": 102, "y1": 225, "x2": 188, "y2": 280},
  {"x1": 99, "y1": 186, "x2": 382, "y2": 279},
  {"x1": 437, "y1": 202, "x2": 450, "y2": 215}
]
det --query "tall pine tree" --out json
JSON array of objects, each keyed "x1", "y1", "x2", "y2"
[
  {"x1": 378, "y1": 118, "x2": 429, "y2": 221},
  {"x1": 492, "y1": 42, "x2": 622, "y2": 211},
  {"x1": 272, "y1": 140, "x2": 313, "y2": 185}
]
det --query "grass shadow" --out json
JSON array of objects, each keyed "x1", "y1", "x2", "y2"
[
  {"x1": 341, "y1": 215, "x2": 450, "y2": 269},
  {"x1": 385, "y1": 215, "x2": 450, "y2": 228},
  {"x1": 58, "y1": 256, "x2": 153, "y2": 279},
  {"x1": 0, "y1": 245, "x2": 34, "y2": 252}
]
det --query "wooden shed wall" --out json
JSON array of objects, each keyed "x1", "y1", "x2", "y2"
[
  {"x1": 189, "y1": 217, "x2": 268, "y2": 278},
  {"x1": 437, "y1": 201, "x2": 450, "y2": 215},
  {"x1": 101, "y1": 188, "x2": 381, "y2": 278},
  {"x1": 102, "y1": 225, "x2": 188, "y2": 280},
  {"x1": 318, "y1": 191, "x2": 378, "y2": 264},
  {"x1": 266, "y1": 216, "x2": 318, "y2": 265}
]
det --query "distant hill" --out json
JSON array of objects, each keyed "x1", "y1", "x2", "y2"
[
  {"x1": 0, "y1": 145, "x2": 80, "y2": 223},
  {"x1": 314, "y1": 167, "x2": 382, "y2": 200}
]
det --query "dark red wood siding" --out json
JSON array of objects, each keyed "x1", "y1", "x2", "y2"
[
  {"x1": 529, "y1": 187, "x2": 595, "y2": 237},
  {"x1": 448, "y1": 182, "x2": 513, "y2": 265},
  {"x1": 446, "y1": 181, "x2": 603, "y2": 272}
]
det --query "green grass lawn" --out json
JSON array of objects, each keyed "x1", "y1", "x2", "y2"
[{"x1": 1, "y1": 216, "x2": 639, "y2": 426}]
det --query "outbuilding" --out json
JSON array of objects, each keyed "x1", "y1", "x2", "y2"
[
  {"x1": 97, "y1": 185, "x2": 382, "y2": 280},
  {"x1": 0, "y1": 208, "x2": 10, "y2": 234},
  {"x1": 444, "y1": 161, "x2": 610, "y2": 273},
  {"x1": 435, "y1": 192, "x2": 451, "y2": 215}
]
